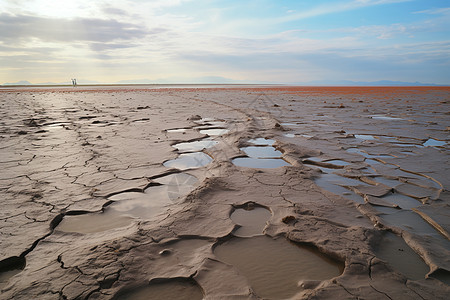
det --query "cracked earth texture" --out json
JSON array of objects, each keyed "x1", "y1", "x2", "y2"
[{"x1": 0, "y1": 86, "x2": 449, "y2": 299}]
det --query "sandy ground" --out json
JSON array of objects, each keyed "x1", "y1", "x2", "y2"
[{"x1": 0, "y1": 86, "x2": 449, "y2": 299}]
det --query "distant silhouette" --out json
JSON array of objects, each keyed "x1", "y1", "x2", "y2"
[{"x1": 71, "y1": 78, "x2": 77, "y2": 87}]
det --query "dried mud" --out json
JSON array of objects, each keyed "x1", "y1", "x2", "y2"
[{"x1": 0, "y1": 86, "x2": 449, "y2": 299}]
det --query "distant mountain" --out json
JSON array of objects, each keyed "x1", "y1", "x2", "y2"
[
  {"x1": 294, "y1": 80, "x2": 440, "y2": 86},
  {"x1": 2, "y1": 80, "x2": 33, "y2": 86},
  {"x1": 1, "y1": 79, "x2": 101, "y2": 86},
  {"x1": 35, "y1": 79, "x2": 100, "y2": 85}
]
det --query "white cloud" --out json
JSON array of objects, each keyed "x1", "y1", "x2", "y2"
[
  {"x1": 414, "y1": 7, "x2": 450, "y2": 15},
  {"x1": 272, "y1": 0, "x2": 412, "y2": 23}
]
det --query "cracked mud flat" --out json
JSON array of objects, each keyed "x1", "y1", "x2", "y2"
[{"x1": 0, "y1": 86, "x2": 449, "y2": 299}]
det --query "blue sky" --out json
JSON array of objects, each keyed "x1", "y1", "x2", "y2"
[{"x1": 1, "y1": 0, "x2": 449, "y2": 84}]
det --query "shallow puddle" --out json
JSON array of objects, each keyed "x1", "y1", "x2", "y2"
[
  {"x1": 232, "y1": 157, "x2": 290, "y2": 169},
  {"x1": 241, "y1": 146, "x2": 282, "y2": 158},
  {"x1": 214, "y1": 236, "x2": 343, "y2": 299},
  {"x1": 284, "y1": 133, "x2": 295, "y2": 138},
  {"x1": 355, "y1": 134, "x2": 376, "y2": 140},
  {"x1": 393, "y1": 143, "x2": 422, "y2": 148},
  {"x1": 167, "y1": 128, "x2": 188, "y2": 133},
  {"x1": 114, "y1": 278, "x2": 203, "y2": 300},
  {"x1": 376, "y1": 207, "x2": 449, "y2": 241},
  {"x1": 153, "y1": 173, "x2": 198, "y2": 186},
  {"x1": 299, "y1": 134, "x2": 313, "y2": 139},
  {"x1": 371, "y1": 176, "x2": 400, "y2": 188},
  {"x1": 430, "y1": 269, "x2": 450, "y2": 286},
  {"x1": 199, "y1": 128, "x2": 229, "y2": 136},
  {"x1": 369, "y1": 115, "x2": 403, "y2": 120},
  {"x1": 378, "y1": 193, "x2": 420, "y2": 209},
  {"x1": 372, "y1": 232, "x2": 429, "y2": 280},
  {"x1": 205, "y1": 121, "x2": 227, "y2": 127},
  {"x1": 347, "y1": 148, "x2": 392, "y2": 159},
  {"x1": 0, "y1": 269, "x2": 22, "y2": 289},
  {"x1": 231, "y1": 206, "x2": 271, "y2": 237},
  {"x1": 164, "y1": 152, "x2": 213, "y2": 170},
  {"x1": 346, "y1": 148, "x2": 370, "y2": 158},
  {"x1": 323, "y1": 159, "x2": 351, "y2": 166},
  {"x1": 153, "y1": 173, "x2": 199, "y2": 200},
  {"x1": 280, "y1": 122, "x2": 298, "y2": 126},
  {"x1": 56, "y1": 210, "x2": 134, "y2": 234},
  {"x1": 172, "y1": 139, "x2": 218, "y2": 152},
  {"x1": 0, "y1": 257, "x2": 25, "y2": 290},
  {"x1": 108, "y1": 189, "x2": 173, "y2": 219},
  {"x1": 193, "y1": 117, "x2": 222, "y2": 125},
  {"x1": 58, "y1": 174, "x2": 199, "y2": 234},
  {"x1": 314, "y1": 174, "x2": 365, "y2": 204},
  {"x1": 248, "y1": 138, "x2": 275, "y2": 146},
  {"x1": 423, "y1": 138, "x2": 446, "y2": 147}
]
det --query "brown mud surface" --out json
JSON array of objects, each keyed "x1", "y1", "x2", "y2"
[{"x1": 0, "y1": 86, "x2": 449, "y2": 299}]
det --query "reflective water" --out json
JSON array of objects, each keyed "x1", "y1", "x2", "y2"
[
  {"x1": 280, "y1": 122, "x2": 299, "y2": 127},
  {"x1": 57, "y1": 174, "x2": 199, "y2": 234},
  {"x1": 377, "y1": 207, "x2": 446, "y2": 238},
  {"x1": 314, "y1": 174, "x2": 365, "y2": 204},
  {"x1": 153, "y1": 173, "x2": 198, "y2": 200},
  {"x1": 371, "y1": 176, "x2": 401, "y2": 188},
  {"x1": 324, "y1": 159, "x2": 351, "y2": 166},
  {"x1": 199, "y1": 128, "x2": 229, "y2": 136},
  {"x1": 347, "y1": 148, "x2": 392, "y2": 159},
  {"x1": 372, "y1": 232, "x2": 429, "y2": 280},
  {"x1": 163, "y1": 152, "x2": 213, "y2": 170},
  {"x1": 378, "y1": 193, "x2": 420, "y2": 210},
  {"x1": 370, "y1": 115, "x2": 403, "y2": 120},
  {"x1": 56, "y1": 210, "x2": 133, "y2": 234},
  {"x1": 284, "y1": 133, "x2": 295, "y2": 138},
  {"x1": 153, "y1": 173, "x2": 198, "y2": 186},
  {"x1": 214, "y1": 236, "x2": 343, "y2": 299},
  {"x1": 423, "y1": 138, "x2": 446, "y2": 147},
  {"x1": 241, "y1": 146, "x2": 282, "y2": 158},
  {"x1": 167, "y1": 128, "x2": 188, "y2": 133},
  {"x1": 355, "y1": 134, "x2": 376, "y2": 140},
  {"x1": 114, "y1": 279, "x2": 203, "y2": 300},
  {"x1": 232, "y1": 157, "x2": 290, "y2": 169},
  {"x1": 231, "y1": 206, "x2": 272, "y2": 237},
  {"x1": 248, "y1": 138, "x2": 275, "y2": 146},
  {"x1": 172, "y1": 139, "x2": 218, "y2": 152}
]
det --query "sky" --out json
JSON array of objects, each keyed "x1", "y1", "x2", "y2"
[{"x1": 0, "y1": 0, "x2": 449, "y2": 84}]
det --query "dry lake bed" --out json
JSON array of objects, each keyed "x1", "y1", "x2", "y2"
[{"x1": 0, "y1": 85, "x2": 449, "y2": 299}]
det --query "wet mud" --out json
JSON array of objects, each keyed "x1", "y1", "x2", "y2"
[
  {"x1": 1, "y1": 86, "x2": 449, "y2": 299},
  {"x1": 113, "y1": 278, "x2": 203, "y2": 300},
  {"x1": 214, "y1": 236, "x2": 344, "y2": 299}
]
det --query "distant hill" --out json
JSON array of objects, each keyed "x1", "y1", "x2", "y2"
[
  {"x1": 1, "y1": 80, "x2": 104, "y2": 86},
  {"x1": 2, "y1": 80, "x2": 33, "y2": 86}
]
